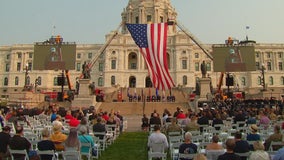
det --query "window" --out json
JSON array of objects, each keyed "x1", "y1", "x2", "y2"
[
  {"x1": 4, "y1": 77, "x2": 8, "y2": 86},
  {"x1": 53, "y1": 77, "x2": 58, "y2": 86},
  {"x1": 194, "y1": 53, "x2": 199, "y2": 58},
  {"x1": 182, "y1": 60, "x2": 187, "y2": 69},
  {"x1": 255, "y1": 52, "x2": 260, "y2": 58},
  {"x1": 267, "y1": 62, "x2": 272, "y2": 71},
  {"x1": 182, "y1": 50, "x2": 186, "y2": 54},
  {"x1": 255, "y1": 62, "x2": 260, "y2": 70},
  {"x1": 111, "y1": 60, "x2": 116, "y2": 69},
  {"x1": 76, "y1": 63, "x2": 81, "y2": 71},
  {"x1": 183, "y1": 76, "x2": 187, "y2": 85},
  {"x1": 241, "y1": 77, "x2": 246, "y2": 86},
  {"x1": 17, "y1": 62, "x2": 21, "y2": 71},
  {"x1": 135, "y1": 16, "x2": 139, "y2": 23},
  {"x1": 266, "y1": 52, "x2": 271, "y2": 58},
  {"x1": 206, "y1": 62, "x2": 211, "y2": 71},
  {"x1": 15, "y1": 77, "x2": 19, "y2": 86},
  {"x1": 98, "y1": 77, "x2": 103, "y2": 86},
  {"x1": 5, "y1": 64, "x2": 10, "y2": 72},
  {"x1": 77, "y1": 53, "x2": 81, "y2": 59},
  {"x1": 28, "y1": 62, "x2": 32, "y2": 71},
  {"x1": 6, "y1": 54, "x2": 10, "y2": 60},
  {"x1": 269, "y1": 76, "x2": 274, "y2": 85},
  {"x1": 29, "y1": 52, "x2": 33, "y2": 58},
  {"x1": 37, "y1": 76, "x2": 42, "y2": 85},
  {"x1": 88, "y1": 52, "x2": 92, "y2": 59},
  {"x1": 278, "y1": 52, "x2": 283, "y2": 58},
  {"x1": 279, "y1": 62, "x2": 283, "y2": 71},
  {"x1": 99, "y1": 63, "x2": 104, "y2": 71},
  {"x1": 111, "y1": 76, "x2": 115, "y2": 85},
  {"x1": 257, "y1": 76, "x2": 261, "y2": 85},
  {"x1": 195, "y1": 62, "x2": 199, "y2": 71},
  {"x1": 147, "y1": 15, "x2": 151, "y2": 22},
  {"x1": 130, "y1": 63, "x2": 137, "y2": 69},
  {"x1": 281, "y1": 76, "x2": 284, "y2": 85},
  {"x1": 17, "y1": 52, "x2": 22, "y2": 58}
]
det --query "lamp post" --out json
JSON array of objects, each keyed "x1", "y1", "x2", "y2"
[
  {"x1": 24, "y1": 63, "x2": 29, "y2": 91},
  {"x1": 261, "y1": 63, "x2": 266, "y2": 91}
]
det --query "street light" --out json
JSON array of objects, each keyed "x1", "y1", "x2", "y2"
[
  {"x1": 260, "y1": 63, "x2": 266, "y2": 91},
  {"x1": 24, "y1": 63, "x2": 29, "y2": 91}
]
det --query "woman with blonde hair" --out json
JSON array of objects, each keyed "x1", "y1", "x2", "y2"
[
  {"x1": 50, "y1": 122, "x2": 67, "y2": 151},
  {"x1": 249, "y1": 141, "x2": 269, "y2": 160},
  {"x1": 193, "y1": 153, "x2": 207, "y2": 160}
]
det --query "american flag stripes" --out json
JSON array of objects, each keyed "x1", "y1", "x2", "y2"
[{"x1": 126, "y1": 23, "x2": 175, "y2": 90}]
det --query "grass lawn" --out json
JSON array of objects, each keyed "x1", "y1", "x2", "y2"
[{"x1": 99, "y1": 132, "x2": 149, "y2": 160}]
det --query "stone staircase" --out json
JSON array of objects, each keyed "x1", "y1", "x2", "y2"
[{"x1": 98, "y1": 87, "x2": 191, "y2": 116}]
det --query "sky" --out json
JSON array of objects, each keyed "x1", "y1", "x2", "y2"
[{"x1": 0, "y1": 0, "x2": 283, "y2": 46}]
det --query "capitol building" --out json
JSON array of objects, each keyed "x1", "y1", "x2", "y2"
[{"x1": 1, "y1": 0, "x2": 284, "y2": 100}]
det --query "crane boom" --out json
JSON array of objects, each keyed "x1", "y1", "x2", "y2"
[
  {"x1": 88, "y1": 22, "x2": 123, "y2": 69},
  {"x1": 175, "y1": 20, "x2": 213, "y2": 60}
]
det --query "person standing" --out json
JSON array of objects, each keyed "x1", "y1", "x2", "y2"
[{"x1": 148, "y1": 125, "x2": 168, "y2": 152}]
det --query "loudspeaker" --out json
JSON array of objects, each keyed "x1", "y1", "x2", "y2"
[
  {"x1": 57, "y1": 92, "x2": 63, "y2": 101},
  {"x1": 57, "y1": 77, "x2": 64, "y2": 85},
  {"x1": 226, "y1": 77, "x2": 234, "y2": 86}
]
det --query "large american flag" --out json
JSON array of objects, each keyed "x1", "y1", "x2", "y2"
[{"x1": 126, "y1": 23, "x2": 175, "y2": 90}]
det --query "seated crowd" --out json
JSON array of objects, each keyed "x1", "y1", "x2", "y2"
[
  {"x1": 145, "y1": 98, "x2": 284, "y2": 160},
  {"x1": 0, "y1": 104, "x2": 124, "y2": 160}
]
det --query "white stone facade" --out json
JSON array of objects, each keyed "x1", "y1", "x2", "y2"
[{"x1": 0, "y1": 0, "x2": 284, "y2": 99}]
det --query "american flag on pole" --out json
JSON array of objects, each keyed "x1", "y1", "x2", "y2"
[{"x1": 126, "y1": 23, "x2": 175, "y2": 90}]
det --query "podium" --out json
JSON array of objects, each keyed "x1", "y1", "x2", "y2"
[{"x1": 71, "y1": 79, "x2": 97, "y2": 110}]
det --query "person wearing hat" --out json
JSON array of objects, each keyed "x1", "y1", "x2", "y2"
[
  {"x1": 0, "y1": 126, "x2": 11, "y2": 159},
  {"x1": 247, "y1": 124, "x2": 261, "y2": 141}
]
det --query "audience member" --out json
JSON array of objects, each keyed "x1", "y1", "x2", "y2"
[
  {"x1": 206, "y1": 135, "x2": 224, "y2": 150},
  {"x1": 234, "y1": 131, "x2": 250, "y2": 160},
  {"x1": 69, "y1": 113, "x2": 80, "y2": 128},
  {"x1": 77, "y1": 117, "x2": 90, "y2": 134},
  {"x1": 9, "y1": 125, "x2": 37, "y2": 159},
  {"x1": 217, "y1": 139, "x2": 241, "y2": 160},
  {"x1": 212, "y1": 113, "x2": 223, "y2": 130},
  {"x1": 179, "y1": 132, "x2": 198, "y2": 160},
  {"x1": 249, "y1": 141, "x2": 269, "y2": 160},
  {"x1": 166, "y1": 118, "x2": 182, "y2": 135},
  {"x1": 149, "y1": 113, "x2": 161, "y2": 126},
  {"x1": 78, "y1": 126, "x2": 96, "y2": 156},
  {"x1": 0, "y1": 126, "x2": 11, "y2": 159},
  {"x1": 264, "y1": 124, "x2": 283, "y2": 151},
  {"x1": 141, "y1": 114, "x2": 149, "y2": 131},
  {"x1": 147, "y1": 125, "x2": 168, "y2": 152},
  {"x1": 184, "y1": 115, "x2": 199, "y2": 132},
  {"x1": 247, "y1": 124, "x2": 261, "y2": 141},
  {"x1": 37, "y1": 128, "x2": 55, "y2": 160},
  {"x1": 272, "y1": 146, "x2": 284, "y2": 160},
  {"x1": 93, "y1": 117, "x2": 106, "y2": 139},
  {"x1": 64, "y1": 128, "x2": 80, "y2": 151},
  {"x1": 197, "y1": 111, "x2": 209, "y2": 132},
  {"x1": 193, "y1": 153, "x2": 207, "y2": 160},
  {"x1": 50, "y1": 122, "x2": 67, "y2": 151},
  {"x1": 258, "y1": 110, "x2": 270, "y2": 129}
]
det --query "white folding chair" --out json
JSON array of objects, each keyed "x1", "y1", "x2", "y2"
[
  {"x1": 206, "y1": 150, "x2": 225, "y2": 160},
  {"x1": 62, "y1": 150, "x2": 81, "y2": 160},
  {"x1": 9, "y1": 148, "x2": 29, "y2": 160},
  {"x1": 36, "y1": 150, "x2": 57, "y2": 160},
  {"x1": 178, "y1": 153, "x2": 197, "y2": 160},
  {"x1": 148, "y1": 142, "x2": 167, "y2": 160}
]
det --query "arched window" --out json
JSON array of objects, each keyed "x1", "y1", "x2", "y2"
[
  {"x1": 4, "y1": 77, "x2": 8, "y2": 86},
  {"x1": 257, "y1": 76, "x2": 261, "y2": 85},
  {"x1": 98, "y1": 77, "x2": 103, "y2": 86},
  {"x1": 15, "y1": 76, "x2": 19, "y2": 86},
  {"x1": 241, "y1": 77, "x2": 246, "y2": 86},
  {"x1": 128, "y1": 52, "x2": 137, "y2": 69},
  {"x1": 281, "y1": 76, "x2": 284, "y2": 85},
  {"x1": 111, "y1": 76, "x2": 115, "y2": 85},
  {"x1": 269, "y1": 76, "x2": 274, "y2": 85},
  {"x1": 182, "y1": 75, "x2": 187, "y2": 85}
]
